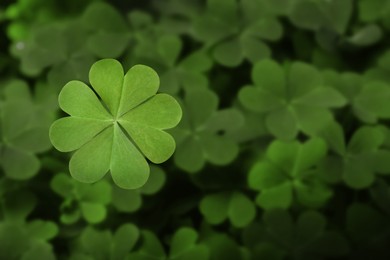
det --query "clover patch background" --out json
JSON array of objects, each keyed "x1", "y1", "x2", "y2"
[{"x1": 2, "y1": 0, "x2": 390, "y2": 259}]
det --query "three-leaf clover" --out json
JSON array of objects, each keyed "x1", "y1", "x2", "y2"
[
  {"x1": 0, "y1": 190, "x2": 58, "y2": 260},
  {"x1": 49, "y1": 59, "x2": 182, "y2": 189},
  {"x1": 128, "y1": 227, "x2": 209, "y2": 260},
  {"x1": 263, "y1": 209, "x2": 349, "y2": 258},
  {"x1": 12, "y1": 20, "x2": 95, "y2": 89},
  {"x1": 289, "y1": 0, "x2": 352, "y2": 35},
  {"x1": 239, "y1": 59, "x2": 346, "y2": 140},
  {"x1": 170, "y1": 89, "x2": 244, "y2": 173},
  {"x1": 248, "y1": 138, "x2": 332, "y2": 210},
  {"x1": 71, "y1": 224, "x2": 140, "y2": 260},
  {"x1": 199, "y1": 191, "x2": 256, "y2": 228},
  {"x1": 194, "y1": 0, "x2": 283, "y2": 67},
  {"x1": 157, "y1": 35, "x2": 212, "y2": 95},
  {"x1": 0, "y1": 80, "x2": 52, "y2": 180},
  {"x1": 346, "y1": 202, "x2": 390, "y2": 248},
  {"x1": 50, "y1": 173, "x2": 112, "y2": 224},
  {"x1": 319, "y1": 122, "x2": 390, "y2": 189},
  {"x1": 81, "y1": 2, "x2": 130, "y2": 58},
  {"x1": 111, "y1": 166, "x2": 166, "y2": 213}
]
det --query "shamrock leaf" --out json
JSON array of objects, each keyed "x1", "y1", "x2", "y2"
[
  {"x1": 242, "y1": 222, "x2": 286, "y2": 260},
  {"x1": 0, "y1": 190, "x2": 58, "y2": 260},
  {"x1": 323, "y1": 69, "x2": 390, "y2": 124},
  {"x1": 225, "y1": 104, "x2": 268, "y2": 144},
  {"x1": 4, "y1": 0, "x2": 56, "y2": 42},
  {"x1": 199, "y1": 191, "x2": 256, "y2": 228},
  {"x1": 248, "y1": 138, "x2": 332, "y2": 210},
  {"x1": 0, "y1": 80, "x2": 52, "y2": 180},
  {"x1": 346, "y1": 202, "x2": 390, "y2": 257},
  {"x1": 72, "y1": 224, "x2": 140, "y2": 260},
  {"x1": 50, "y1": 59, "x2": 182, "y2": 189},
  {"x1": 128, "y1": 227, "x2": 209, "y2": 260},
  {"x1": 50, "y1": 173, "x2": 112, "y2": 224},
  {"x1": 12, "y1": 20, "x2": 95, "y2": 89},
  {"x1": 170, "y1": 89, "x2": 244, "y2": 173},
  {"x1": 364, "y1": 49, "x2": 390, "y2": 84},
  {"x1": 345, "y1": 24, "x2": 383, "y2": 47},
  {"x1": 319, "y1": 122, "x2": 390, "y2": 189},
  {"x1": 263, "y1": 209, "x2": 349, "y2": 258},
  {"x1": 354, "y1": 81, "x2": 390, "y2": 123},
  {"x1": 239, "y1": 59, "x2": 346, "y2": 140},
  {"x1": 169, "y1": 227, "x2": 209, "y2": 260},
  {"x1": 358, "y1": 0, "x2": 390, "y2": 27},
  {"x1": 289, "y1": 0, "x2": 352, "y2": 35},
  {"x1": 199, "y1": 227, "x2": 249, "y2": 260},
  {"x1": 127, "y1": 230, "x2": 166, "y2": 260},
  {"x1": 81, "y1": 2, "x2": 130, "y2": 58},
  {"x1": 111, "y1": 166, "x2": 166, "y2": 213},
  {"x1": 193, "y1": 0, "x2": 283, "y2": 67},
  {"x1": 370, "y1": 178, "x2": 390, "y2": 216},
  {"x1": 157, "y1": 35, "x2": 212, "y2": 94}
]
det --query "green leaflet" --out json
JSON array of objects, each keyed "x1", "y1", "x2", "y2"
[{"x1": 50, "y1": 59, "x2": 182, "y2": 189}]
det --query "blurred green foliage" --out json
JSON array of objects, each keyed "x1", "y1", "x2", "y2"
[{"x1": 2, "y1": 0, "x2": 390, "y2": 259}]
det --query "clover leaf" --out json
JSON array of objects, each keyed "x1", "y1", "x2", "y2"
[
  {"x1": 364, "y1": 49, "x2": 390, "y2": 84},
  {"x1": 289, "y1": 0, "x2": 352, "y2": 35},
  {"x1": 50, "y1": 59, "x2": 182, "y2": 189},
  {"x1": 319, "y1": 122, "x2": 390, "y2": 189},
  {"x1": 358, "y1": 0, "x2": 390, "y2": 27},
  {"x1": 0, "y1": 80, "x2": 52, "y2": 180},
  {"x1": 170, "y1": 89, "x2": 244, "y2": 173},
  {"x1": 0, "y1": 190, "x2": 58, "y2": 260},
  {"x1": 323, "y1": 69, "x2": 390, "y2": 123},
  {"x1": 354, "y1": 81, "x2": 390, "y2": 123},
  {"x1": 81, "y1": 2, "x2": 130, "y2": 58},
  {"x1": 12, "y1": 20, "x2": 95, "y2": 89},
  {"x1": 169, "y1": 227, "x2": 209, "y2": 260},
  {"x1": 111, "y1": 166, "x2": 166, "y2": 213},
  {"x1": 242, "y1": 222, "x2": 286, "y2": 260},
  {"x1": 50, "y1": 173, "x2": 112, "y2": 224},
  {"x1": 128, "y1": 227, "x2": 209, "y2": 260},
  {"x1": 239, "y1": 59, "x2": 346, "y2": 140},
  {"x1": 370, "y1": 178, "x2": 390, "y2": 216},
  {"x1": 157, "y1": 35, "x2": 212, "y2": 95},
  {"x1": 193, "y1": 0, "x2": 283, "y2": 67},
  {"x1": 71, "y1": 224, "x2": 140, "y2": 260},
  {"x1": 199, "y1": 227, "x2": 249, "y2": 260},
  {"x1": 199, "y1": 191, "x2": 256, "y2": 228},
  {"x1": 248, "y1": 138, "x2": 332, "y2": 210},
  {"x1": 263, "y1": 209, "x2": 349, "y2": 258},
  {"x1": 346, "y1": 202, "x2": 390, "y2": 256}
]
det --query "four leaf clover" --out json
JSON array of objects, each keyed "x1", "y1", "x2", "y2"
[{"x1": 49, "y1": 59, "x2": 182, "y2": 189}]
